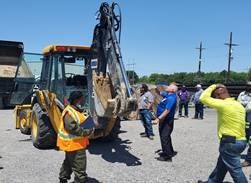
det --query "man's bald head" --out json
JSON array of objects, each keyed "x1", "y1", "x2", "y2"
[
  {"x1": 212, "y1": 84, "x2": 230, "y2": 99},
  {"x1": 166, "y1": 84, "x2": 178, "y2": 93}
]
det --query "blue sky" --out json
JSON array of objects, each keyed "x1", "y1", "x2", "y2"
[{"x1": 1, "y1": 0, "x2": 251, "y2": 76}]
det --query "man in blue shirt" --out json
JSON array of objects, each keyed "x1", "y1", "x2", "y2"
[{"x1": 153, "y1": 84, "x2": 178, "y2": 161}]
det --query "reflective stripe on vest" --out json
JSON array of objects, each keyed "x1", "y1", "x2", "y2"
[
  {"x1": 57, "y1": 105, "x2": 89, "y2": 152},
  {"x1": 246, "y1": 122, "x2": 250, "y2": 129}
]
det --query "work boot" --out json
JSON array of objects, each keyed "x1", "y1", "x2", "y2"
[
  {"x1": 59, "y1": 178, "x2": 68, "y2": 183},
  {"x1": 241, "y1": 160, "x2": 251, "y2": 167}
]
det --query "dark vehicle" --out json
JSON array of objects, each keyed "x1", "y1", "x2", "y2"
[{"x1": 0, "y1": 41, "x2": 33, "y2": 108}]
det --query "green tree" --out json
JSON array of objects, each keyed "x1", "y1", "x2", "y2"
[
  {"x1": 126, "y1": 70, "x2": 139, "y2": 84},
  {"x1": 138, "y1": 71, "x2": 248, "y2": 85},
  {"x1": 247, "y1": 68, "x2": 251, "y2": 81},
  {"x1": 138, "y1": 75, "x2": 149, "y2": 83}
]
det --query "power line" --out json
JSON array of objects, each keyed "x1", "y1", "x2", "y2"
[{"x1": 224, "y1": 32, "x2": 239, "y2": 83}]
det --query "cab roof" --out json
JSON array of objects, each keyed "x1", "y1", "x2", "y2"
[{"x1": 43, "y1": 45, "x2": 92, "y2": 56}]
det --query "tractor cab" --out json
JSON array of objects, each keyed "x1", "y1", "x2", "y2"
[
  {"x1": 41, "y1": 45, "x2": 93, "y2": 110},
  {"x1": 11, "y1": 45, "x2": 94, "y2": 111}
]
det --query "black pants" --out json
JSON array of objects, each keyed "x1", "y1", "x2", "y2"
[
  {"x1": 179, "y1": 102, "x2": 188, "y2": 116},
  {"x1": 195, "y1": 103, "x2": 204, "y2": 119},
  {"x1": 159, "y1": 119, "x2": 174, "y2": 157}
]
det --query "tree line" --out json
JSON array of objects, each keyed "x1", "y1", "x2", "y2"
[{"x1": 127, "y1": 69, "x2": 251, "y2": 85}]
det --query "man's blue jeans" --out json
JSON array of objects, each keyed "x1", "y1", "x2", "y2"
[
  {"x1": 208, "y1": 140, "x2": 247, "y2": 183},
  {"x1": 139, "y1": 109, "x2": 154, "y2": 137},
  {"x1": 245, "y1": 111, "x2": 251, "y2": 163}
]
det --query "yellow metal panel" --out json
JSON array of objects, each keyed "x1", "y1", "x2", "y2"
[{"x1": 43, "y1": 91, "x2": 62, "y2": 133}]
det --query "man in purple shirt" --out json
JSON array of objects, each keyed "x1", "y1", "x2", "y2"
[{"x1": 177, "y1": 85, "x2": 189, "y2": 118}]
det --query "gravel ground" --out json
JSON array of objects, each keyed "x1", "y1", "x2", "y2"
[{"x1": 0, "y1": 108, "x2": 250, "y2": 183}]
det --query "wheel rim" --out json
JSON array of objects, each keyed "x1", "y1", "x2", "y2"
[
  {"x1": 20, "y1": 118, "x2": 27, "y2": 129},
  {"x1": 32, "y1": 113, "x2": 38, "y2": 140}
]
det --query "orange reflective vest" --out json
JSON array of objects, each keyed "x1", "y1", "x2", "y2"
[{"x1": 57, "y1": 105, "x2": 89, "y2": 152}]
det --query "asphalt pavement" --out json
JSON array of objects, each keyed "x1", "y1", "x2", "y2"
[{"x1": 0, "y1": 109, "x2": 250, "y2": 183}]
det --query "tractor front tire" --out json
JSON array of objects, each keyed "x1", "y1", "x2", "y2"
[{"x1": 31, "y1": 103, "x2": 57, "y2": 149}]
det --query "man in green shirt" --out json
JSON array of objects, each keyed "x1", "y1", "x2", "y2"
[{"x1": 198, "y1": 84, "x2": 247, "y2": 183}]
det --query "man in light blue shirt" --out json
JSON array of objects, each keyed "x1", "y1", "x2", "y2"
[{"x1": 192, "y1": 84, "x2": 204, "y2": 119}]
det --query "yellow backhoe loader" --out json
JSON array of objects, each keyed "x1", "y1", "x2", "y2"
[{"x1": 11, "y1": 2, "x2": 137, "y2": 149}]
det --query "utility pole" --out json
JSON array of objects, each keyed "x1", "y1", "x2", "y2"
[
  {"x1": 196, "y1": 41, "x2": 205, "y2": 73},
  {"x1": 224, "y1": 32, "x2": 238, "y2": 83},
  {"x1": 126, "y1": 62, "x2": 136, "y2": 85}
]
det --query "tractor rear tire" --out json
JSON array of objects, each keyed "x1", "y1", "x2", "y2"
[
  {"x1": 19, "y1": 110, "x2": 31, "y2": 135},
  {"x1": 31, "y1": 103, "x2": 57, "y2": 149}
]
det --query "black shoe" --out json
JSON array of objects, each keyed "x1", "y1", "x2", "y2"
[
  {"x1": 197, "y1": 180, "x2": 207, "y2": 183},
  {"x1": 139, "y1": 132, "x2": 146, "y2": 135},
  {"x1": 0, "y1": 167, "x2": 3, "y2": 170},
  {"x1": 156, "y1": 156, "x2": 172, "y2": 162},
  {"x1": 157, "y1": 151, "x2": 177, "y2": 157},
  {"x1": 158, "y1": 152, "x2": 165, "y2": 156},
  {"x1": 171, "y1": 151, "x2": 178, "y2": 157},
  {"x1": 0, "y1": 156, "x2": 2, "y2": 158}
]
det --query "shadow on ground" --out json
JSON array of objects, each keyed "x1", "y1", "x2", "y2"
[
  {"x1": 19, "y1": 138, "x2": 32, "y2": 142},
  {"x1": 88, "y1": 138, "x2": 142, "y2": 166}
]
